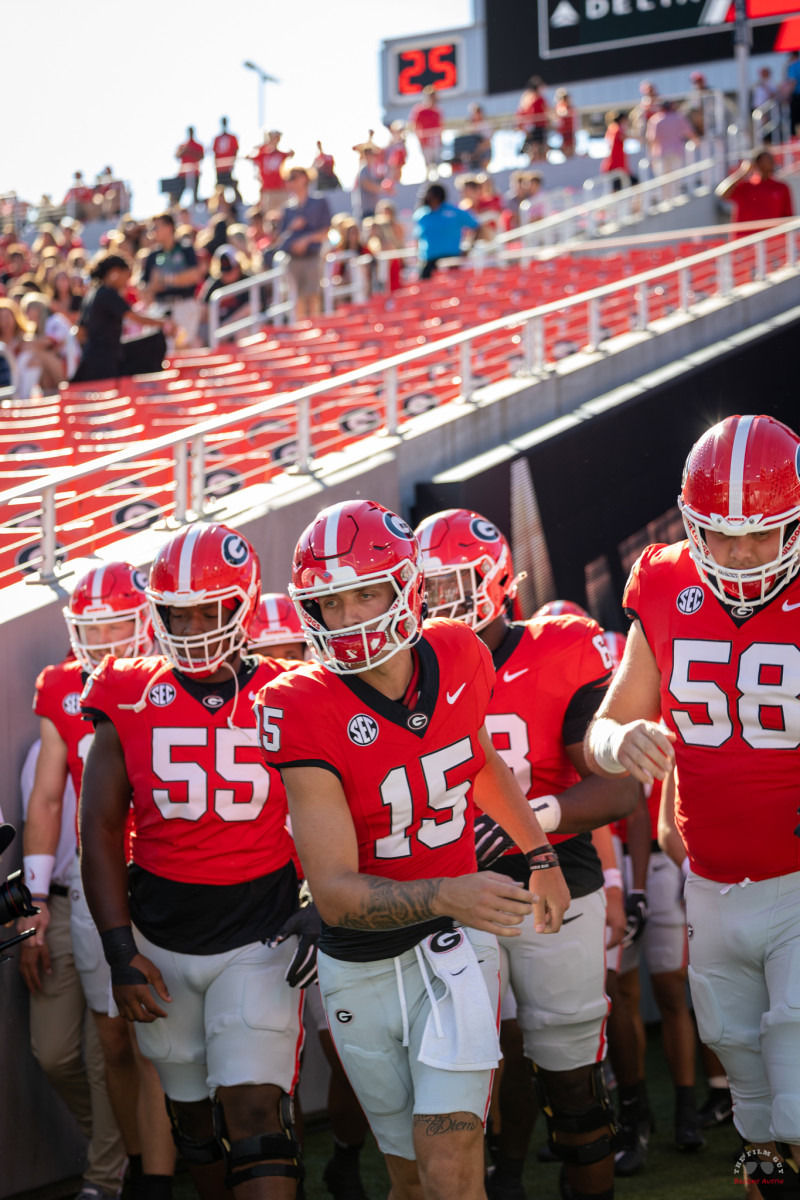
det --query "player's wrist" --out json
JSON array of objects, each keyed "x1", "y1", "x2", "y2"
[
  {"x1": 528, "y1": 794, "x2": 561, "y2": 833},
  {"x1": 603, "y1": 867, "x2": 623, "y2": 891},
  {"x1": 588, "y1": 717, "x2": 627, "y2": 775},
  {"x1": 23, "y1": 854, "x2": 55, "y2": 896},
  {"x1": 100, "y1": 925, "x2": 148, "y2": 987},
  {"x1": 525, "y1": 845, "x2": 559, "y2": 871}
]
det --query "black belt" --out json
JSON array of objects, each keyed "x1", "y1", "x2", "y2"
[{"x1": 49, "y1": 883, "x2": 68, "y2": 898}]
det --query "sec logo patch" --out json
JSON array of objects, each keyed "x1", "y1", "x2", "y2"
[
  {"x1": 676, "y1": 586, "x2": 704, "y2": 615},
  {"x1": 149, "y1": 682, "x2": 176, "y2": 707},
  {"x1": 348, "y1": 714, "x2": 378, "y2": 745},
  {"x1": 62, "y1": 692, "x2": 82, "y2": 716}
]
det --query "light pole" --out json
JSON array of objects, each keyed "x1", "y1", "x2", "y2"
[{"x1": 243, "y1": 61, "x2": 280, "y2": 134}]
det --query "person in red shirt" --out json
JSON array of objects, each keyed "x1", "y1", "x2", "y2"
[
  {"x1": 211, "y1": 116, "x2": 243, "y2": 206},
  {"x1": 255, "y1": 499, "x2": 569, "y2": 1200},
  {"x1": 409, "y1": 86, "x2": 445, "y2": 180},
  {"x1": 249, "y1": 130, "x2": 295, "y2": 214},
  {"x1": 586, "y1": 415, "x2": 800, "y2": 1197},
  {"x1": 174, "y1": 127, "x2": 204, "y2": 206},
  {"x1": 601, "y1": 112, "x2": 636, "y2": 191},
  {"x1": 80, "y1": 524, "x2": 308, "y2": 1198},
  {"x1": 716, "y1": 151, "x2": 794, "y2": 235},
  {"x1": 553, "y1": 89, "x2": 577, "y2": 158},
  {"x1": 516, "y1": 78, "x2": 549, "y2": 164}
]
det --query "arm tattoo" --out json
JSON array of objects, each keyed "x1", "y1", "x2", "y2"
[{"x1": 338, "y1": 876, "x2": 442, "y2": 930}]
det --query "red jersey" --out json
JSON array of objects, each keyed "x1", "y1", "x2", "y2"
[
  {"x1": 255, "y1": 619, "x2": 493, "y2": 884},
  {"x1": 729, "y1": 175, "x2": 793, "y2": 231},
  {"x1": 409, "y1": 103, "x2": 444, "y2": 140},
  {"x1": 487, "y1": 615, "x2": 612, "y2": 847},
  {"x1": 213, "y1": 132, "x2": 239, "y2": 171},
  {"x1": 624, "y1": 541, "x2": 800, "y2": 883},
  {"x1": 81, "y1": 655, "x2": 295, "y2": 885},
  {"x1": 177, "y1": 137, "x2": 204, "y2": 173},
  {"x1": 517, "y1": 94, "x2": 548, "y2": 130},
  {"x1": 251, "y1": 147, "x2": 291, "y2": 190},
  {"x1": 34, "y1": 657, "x2": 91, "y2": 798}
]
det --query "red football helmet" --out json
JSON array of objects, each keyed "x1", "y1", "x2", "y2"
[
  {"x1": 249, "y1": 592, "x2": 306, "y2": 656},
  {"x1": 534, "y1": 599, "x2": 589, "y2": 619},
  {"x1": 290, "y1": 500, "x2": 423, "y2": 673},
  {"x1": 414, "y1": 508, "x2": 515, "y2": 630},
  {"x1": 679, "y1": 414, "x2": 800, "y2": 607},
  {"x1": 603, "y1": 630, "x2": 627, "y2": 677},
  {"x1": 147, "y1": 522, "x2": 261, "y2": 677},
  {"x1": 65, "y1": 561, "x2": 153, "y2": 672}
]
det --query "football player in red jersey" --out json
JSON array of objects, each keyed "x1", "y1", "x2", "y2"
[
  {"x1": 254, "y1": 499, "x2": 569, "y2": 1200},
  {"x1": 79, "y1": 523, "x2": 307, "y2": 1200},
  {"x1": 249, "y1": 592, "x2": 306, "y2": 661},
  {"x1": 416, "y1": 509, "x2": 637, "y2": 1200},
  {"x1": 586, "y1": 414, "x2": 800, "y2": 1197},
  {"x1": 19, "y1": 561, "x2": 170, "y2": 1200}
]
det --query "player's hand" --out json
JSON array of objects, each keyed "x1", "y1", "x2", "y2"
[
  {"x1": 474, "y1": 813, "x2": 514, "y2": 869},
  {"x1": 615, "y1": 720, "x2": 676, "y2": 784},
  {"x1": 112, "y1": 954, "x2": 171, "y2": 1023},
  {"x1": 623, "y1": 890, "x2": 648, "y2": 947},
  {"x1": 269, "y1": 901, "x2": 322, "y2": 988},
  {"x1": 604, "y1": 887, "x2": 627, "y2": 949},
  {"x1": 528, "y1": 863, "x2": 570, "y2": 934},
  {"x1": 17, "y1": 907, "x2": 51, "y2": 994},
  {"x1": 437, "y1": 872, "x2": 534, "y2": 937}
]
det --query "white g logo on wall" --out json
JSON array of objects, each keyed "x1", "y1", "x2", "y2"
[
  {"x1": 384, "y1": 513, "x2": 413, "y2": 540},
  {"x1": 222, "y1": 534, "x2": 249, "y2": 567},
  {"x1": 470, "y1": 518, "x2": 500, "y2": 542}
]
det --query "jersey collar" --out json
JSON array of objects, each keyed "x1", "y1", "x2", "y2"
[
  {"x1": 491, "y1": 622, "x2": 526, "y2": 672},
  {"x1": 339, "y1": 635, "x2": 440, "y2": 739}
]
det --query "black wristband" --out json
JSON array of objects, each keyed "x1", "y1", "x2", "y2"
[
  {"x1": 525, "y1": 845, "x2": 559, "y2": 871},
  {"x1": 100, "y1": 925, "x2": 148, "y2": 987}
]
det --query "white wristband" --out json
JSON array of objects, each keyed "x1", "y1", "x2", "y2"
[
  {"x1": 603, "y1": 867, "x2": 623, "y2": 891},
  {"x1": 23, "y1": 854, "x2": 55, "y2": 897},
  {"x1": 588, "y1": 718, "x2": 627, "y2": 775},
  {"x1": 528, "y1": 793, "x2": 562, "y2": 833}
]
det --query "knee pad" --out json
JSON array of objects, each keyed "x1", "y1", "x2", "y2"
[
  {"x1": 772, "y1": 1094, "x2": 800, "y2": 1147},
  {"x1": 530, "y1": 1061, "x2": 620, "y2": 1167},
  {"x1": 213, "y1": 1092, "x2": 304, "y2": 1191},
  {"x1": 164, "y1": 1095, "x2": 222, "y2": 1167}
]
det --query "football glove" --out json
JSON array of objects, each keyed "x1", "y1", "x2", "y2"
[
  {"x1": 622, "y1": 890, "x2": 648, "y2": 947},
  {"x1": 474, "y1": 812, "x2": 515, "y2": 869},
  {"x1": 270, "y1": 884, "x2": 322, "y2": 988}
]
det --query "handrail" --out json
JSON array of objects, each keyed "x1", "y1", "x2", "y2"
[{"x1": 4, "y1": 214, "x2": 799, "y2": 518}]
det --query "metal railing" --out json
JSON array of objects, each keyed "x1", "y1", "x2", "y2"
[{"x1": 2, "y1": 214, "x2": 798, "y2": 585}]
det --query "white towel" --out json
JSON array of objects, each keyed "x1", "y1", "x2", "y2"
[{"x1": 416, "y1": 928, "x2": 501, "y2": 1072}]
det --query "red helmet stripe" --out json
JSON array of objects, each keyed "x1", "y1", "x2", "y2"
[
  {"x1": 323, "y1": 505, "x2": 342, "y2": 567},
  {"x1": 178, "y1": 524, "x2": 203, "y2": 592},
  {"x1": 729, "y1": 415, "x2": 754, "y2": 518}
]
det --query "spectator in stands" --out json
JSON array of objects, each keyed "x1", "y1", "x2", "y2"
[
  {"x1": 174, "y1": 126, "x2": 204, "y2": 206},
  {"x1": 502, "y1": 171, "x2": 534, "y2": 230},
  {"x1": 356, "y1": 145, "x2": 389, "y2": 222},
  {"x1": 328, "y1": 218, "x2": 368, "y2": 299},
  {"x1": 683, "y1": 71, "x2": 711, "y2": 138},
  {"x1": 630, "y1": 80, "x2": 659, "y2": 172},
  {"x1": 366, "y1": 198, "x2": 406, "y2": 293},
  {"x1": 93, "y1": 167, "x2": 128, "y2": 219},
  {"x1": 752, "y1": 67, "x2": 776, "y2": 141},
  {"x1": 63, "y1": 172, "x2": 93, "y2": 222},
  {"x1": 17, "y1": 293, "x2": 76, "y2": 393},
  {"x1": 0, "y1": 297, "x2": 31, "y2": 393},
  {"x1": 409, "y1": 86, "x2": 445, "y2": 180},
  {"x1": 212, "y1": 116, "x2": 243, "y2": 207},
  {"x1": 464, "y1": 103, "x2": 493, "y2": 170},
  {"x1": 518, "y1": 172, "x2": 547, "y2": 225},
  {"x1": 385, "y1": 122, "x2": 408, "y2": 184},
  {"x1": 413, "y1": 182, "x2": 482, "y2": 279},
  {"x1": 784, "y1": 51, "x2": 800, "y2": 134},
  {"x1": 517, "y1": 77, "x2": 550, "y2": 163},
  {"x1": 46, "y1": 268, "x2": 84, "y2": 321},
  {"x1": 554, "y1": 88, "x2": 577, "y2": 157},
  {"x1": 198, "y1": 244, "x2": 250, "y2": 342},
  {"x1": 139, "y1": 212, "x2": 202, "y2": 348},
  {"x1": 72, "y1": 253, "x2": 170, "y2": 383},
  {"x1": 646, "y1": 100, "x2": 694, "y2": 199},
  {"x1": 601, "y1": 111, "x2": 636, "y2": 191},
  {"x1": 275, "y1": 166, "x2": 332, "y2": 318},
  {"x1": 715, "y1": 150, "x2": 794, "y2": 234},
  {"x1": 456, "y1": 174, "x2": 502, "y2": 239},
  {"x1": 0, "y1": 343, "x2": 10, "y2": 391},
  {"x1": 249, "y1": 130, "x2": 294, "y2": 213},
  {"x1": 312, "y1": 141, "x2": 341, "y2": 191}
]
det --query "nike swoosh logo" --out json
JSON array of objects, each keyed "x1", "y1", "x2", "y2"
[
  {"x1": 561, "y1": 913, "x2": 582, "y2": 924},
  {"x1": 783, "y1": 600, "x2": 800, "y2": 612},
  {"x1": 503, "y1": 668, "x2": 529, "y2": 683},
  {"x1": 446, "y1": 683, "x2": 466, "y2": 704},
  {"x1": 451, "y1": 966, "x2": 468, "y2": 976}
]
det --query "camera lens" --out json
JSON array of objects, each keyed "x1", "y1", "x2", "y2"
[{"x1": 0, "y1": 871, "x2": 37, "y2": 925}]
